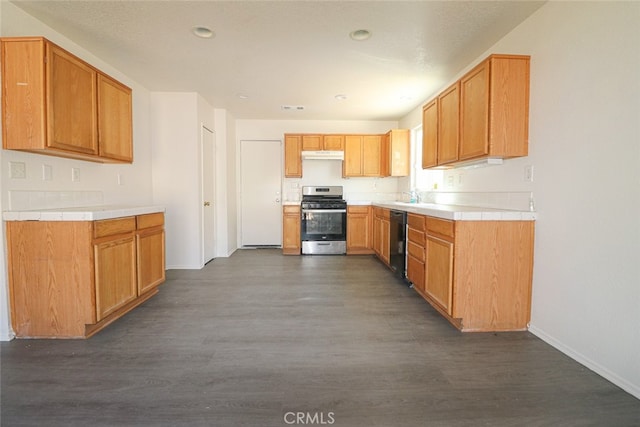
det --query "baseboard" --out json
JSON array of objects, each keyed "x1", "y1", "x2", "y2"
[{"x1": 528, "y1": 325, "x2": 640, "y2": 400}]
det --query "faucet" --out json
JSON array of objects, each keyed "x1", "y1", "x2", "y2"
[{"x1": 402, "y1": 190, "x2": 419, "y2": 203}]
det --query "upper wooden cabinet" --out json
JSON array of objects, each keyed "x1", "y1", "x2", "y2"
[
  {"x1": 301, "y1": 134, "x2": 323, "y2": 151},
  {"x1": 383, "y1": 129, "x2": 410, "y2": 177},
  {"x1": 1, "y1": 37, "x2": 133, "y2": 163},
  {"x1": 437, "y1": 82, "x2": 460, "y2": 165},
  {"x1": 97, "y1": 74, "x2": 133, "y2": 161},
  {"x1": 460, "y1": 54, "x2": 530, "y2": 161},
  {"x1": 422, "y1": 54, "x2": 530, "y2": 168},
  {"x1": 321, "y1": 134, "x2": 345, "y2": 151},
  {"x1": 422, "y1": 100, "x2": 438, "y2": 168},
  {"x1": 344, "y1": 134, "x2": 383, "y2": 177},
  {"x1": 284, "y1": 134, "x2": 302, "y2": 178}
]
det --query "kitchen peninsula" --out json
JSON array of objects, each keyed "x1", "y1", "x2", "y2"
[{"x1": 4, "y1": 205, "x2": 165, "y2": 338}]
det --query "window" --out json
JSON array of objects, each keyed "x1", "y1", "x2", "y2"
[{"x1": 410, "y1": 125, "x2": 443, "y2": 192}]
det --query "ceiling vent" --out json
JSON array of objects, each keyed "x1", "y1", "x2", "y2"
[{"x1": 281, "y1": 105, "x2": 305, "y2": 111}]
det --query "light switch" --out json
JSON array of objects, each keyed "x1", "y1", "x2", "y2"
[
  {"x1": 71, "y1": 167, "x2": 80, "y2": 182},
  {"x1": 42, "y1": 164, "x2": 53, "y2": 181}
]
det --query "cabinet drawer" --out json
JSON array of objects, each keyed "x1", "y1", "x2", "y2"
[
  {"x1": 407, "y1": 213, "x2": 425, "y2": 231},
  {"x1": 373, "y1": 207, "x2": 390, "y2": 219},
  {"x1": 348, "y1": 205, "x2": 370, "y2": 214},
  {"x1": 137, "y1": 212, "x2": 164, "y2": 230},
  {"x1": 283, "y1": 205, "x2": 301, "y2": 214},
  {"x1": 407, "y1": 227, "x2": 425, "y2": 247},
  {"x1": 94, "y1": 217, "x2": 136, "y2": 238},
  {"x1": 407, "y1": 241, "x2": 425, "y2": 262},
  {"x1": 427, "y1": 217, "x2": 454, "y2": 239}
]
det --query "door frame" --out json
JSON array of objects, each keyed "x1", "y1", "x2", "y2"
[{"x1": 200, "y1": 124, "x2": 216, "y2": 265}]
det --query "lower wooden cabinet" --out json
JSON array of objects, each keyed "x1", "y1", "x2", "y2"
[
  {"x1": 346, "y1": 206, "x2": 374, "y2": 255},
  {"x1": 6, "y1": 213, "x2": 166, "y2": 338},
  {"x1": 406, "y1": 213, "x2": 534, "y2": 332},
  {"x1": 282, "y1": 205, "x2": 301, "y2": 255},
  {"x1": 372, "y1": 207, "x2": 390, "y2": 265}
]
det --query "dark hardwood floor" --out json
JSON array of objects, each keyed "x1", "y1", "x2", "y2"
[{"x1": 2, "y1": 249, "x2": 639, "y2": 426}]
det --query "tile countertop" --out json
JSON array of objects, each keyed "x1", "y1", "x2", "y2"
[
  {"x1": 2, "y1": 205, "x2": 165, "y2": 221},
  {"x1": 360, "y1": 201, "x2": 536, "y2": 221}
]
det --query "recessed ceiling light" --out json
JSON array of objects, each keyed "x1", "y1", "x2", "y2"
[
  {"x1": 237, "y1": 94, "x2": 249, "y2": 99},
  {"x1": 192, "y1": 26, "x2": 215, "y2": 39},
  {"x1": 335, "y1": 94, "x2": 348, "y2": 101},
  {"x1": 349, "y1": 29, "x2": 371, "y2": 41}
]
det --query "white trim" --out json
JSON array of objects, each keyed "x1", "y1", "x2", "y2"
[{"x1": 529, "y1": 325, "x2": 640, "y2": 400}]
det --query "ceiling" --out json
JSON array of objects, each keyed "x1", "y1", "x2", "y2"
[{"x1": 10, "y1": 0, "x2": 545, "y2": 121}]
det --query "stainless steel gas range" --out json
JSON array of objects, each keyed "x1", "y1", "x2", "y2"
[{"x1": 300, "y1": 186, "x2": 347, "y2": 255}]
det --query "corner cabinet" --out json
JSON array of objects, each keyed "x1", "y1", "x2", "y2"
[
  {"x1": 6, "y1": 213, "x2": 165, "y2": 338},
  {"x1": 282, "y1": 205, "x2": 301, "y2": 255},
  {"x1": 0, "y1": 36, "x2": 133, "y2": 163},
  {"x1": 404, "y1": 213, "x2": 535, "y2": 332}
]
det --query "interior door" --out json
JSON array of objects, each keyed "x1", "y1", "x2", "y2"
[
  {"x1": 201, "y1": 125, "x2": 216, "y2": 264},
  {"x1": 240, "y1": 140, "x2": 282, "y2": 247}
]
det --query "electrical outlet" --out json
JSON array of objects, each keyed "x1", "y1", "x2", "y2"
[
  {"x1": 524, "y1": 165, "x2": 534, "y2": 182},
  {"x1": 71, "y1": 167, "x2": 80, "y2": 182},
  {"x1": 117, "y1": 173, "x2": 123, "y2": 185},
  {"x1": 42, "y1": 164, "x2": 53, "y2": 181},
  {"x1": 9, "y1": 161, "x2": 26, "y2": 179},
  {"x1": 447, "y1": 175, "x2": 454, "y2": 188}
]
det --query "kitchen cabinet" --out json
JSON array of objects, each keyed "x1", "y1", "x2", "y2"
[
  {"x1": 459, "y1": 54, "x2": 530, "y2": 161},
  {"x1": 406, "y1": 214, "x2": 426, "y2": 292},
  {"x1": 136, "y1": 213, "x2": 166, "y2": 295},
  {"x1": 322, "y1": 135, "x2": 345, "y2": 151},
  {"x1": 405, "y1": 213, "x2": 534, "y2": 332},
  {"x1": 424, "y1": 217, "x2": 455, "y2": 315},
  {"x1": 5, "y1": 212, "x2": 166, "y2": 338},
  {"x1": 282, "y1": 205, "x2": 301, "y2": 255},
  {"x1": 343, "y1": 134, "x2": 383, "y2": 177},
  {"x1": 421, "y1": 54, "x2": 529, "y2": 168},
  {"x1": 346, "y1": 206, "x2": 374, "y2": 255},
  {"x1": 301, "y1": 134, "x2": 344, "y2": 151},
  {"x1": 422, "y1": 100, "x2": 438, "y2": 168},
  {"x1": 0, "y1": 36, "x2": 133, "y2": 163},
  {"x1": 284, "y1": 134, "x2": 302, "y2": 178},
  {"x1": 437, "y1": 82, "x2": 460, "y2": 165},
  {"x1": 372, "y1": 207, "x2": 390, "y2": 265},
  {"x1": 382, "y1": 129, "x2": 410, "y2": 177}
]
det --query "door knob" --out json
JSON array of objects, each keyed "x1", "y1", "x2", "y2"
[
  {"x1": 275, "y1": 198, "x2": 280, "y2": 203},
  {"x1": 204, "y1": 201, "x2": 211, "y2": 207}
]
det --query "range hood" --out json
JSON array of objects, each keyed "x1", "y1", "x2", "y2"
[{"x1": 301, "y1": 150, "x2": 344, "y2": 160}]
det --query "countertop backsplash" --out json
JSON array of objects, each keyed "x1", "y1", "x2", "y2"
[
  {"x1": 417, "y1": 191, "x2": 534, "y2": 212},
  {"x1": 8, "y1": 190, "x2": 104, "y2": 211}
]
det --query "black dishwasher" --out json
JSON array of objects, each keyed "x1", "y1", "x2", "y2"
[{"x1": 389, "y1": 210, "x2": 408, "y2": 283}]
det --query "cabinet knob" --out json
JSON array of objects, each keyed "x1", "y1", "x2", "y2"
[{"x1": 204, "y1": 201, "x2": 211, "y2": 207}]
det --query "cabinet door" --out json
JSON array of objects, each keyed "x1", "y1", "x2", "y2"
[
  {"x1": 343, "y1": 135, "x2": 363, "y2": 176},
  {"x1": 362, "y1": 134, "x2": 382, "y2": 176},
  {"x1": 459, "y1": 60, "x2": 490, "y2": 160},
  {"x1": 98, "y1": 73, "x2": 133, "y2": 162},
  {"x1": 438, "y1": 82, "x2": 460, "y2": 165},
  {"x1": 282, "y1": 206, "x2": 301, "y2": 255},
  {"x1": 137, "y1": 227, "x2": 165, "y2": 295},
  {"x1": 425, "y1": 235, "x2": 454, "y2": 315},
  {"x1": 388, "y1": 129, "x2": 410, "y2": 176},
  {"x1": 322, "y1": 135, "x2": 344, "y2": 151},
  {"x1": 422, "y1": 100, "x2": 438, "y2": 168},
  {"x1": 301, "y1": 134, "x2": 322, "y2": 151},
  {"x1": 94, "y1": 235, "x2": 137, "y2": 321},
  {"x1": 407, "y1": 254, "x2": 425, "y2": 292},
  {"x1": 46, "y1": 43, "x2": 98, "y2": 155},
  {"x1": 347, "y1": 207, "x2": 372, "y2": 254},
  {"x1": 284, "y1": 135, "x2": 302, "y2": 178},
  {"x1": 380, "y1": 218, "x2": 391, "y2": 265}
]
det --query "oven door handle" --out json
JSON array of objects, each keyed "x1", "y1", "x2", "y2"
[{"x1": 301, "y1": 209, "x2": 347, "y2": 213}]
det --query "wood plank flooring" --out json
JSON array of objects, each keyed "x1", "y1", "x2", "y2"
[{"x1": 2, "y1": 249, "x2": 639, "y2": 426}]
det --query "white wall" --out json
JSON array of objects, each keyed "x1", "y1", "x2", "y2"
[
  {"x1": 401, "y1": 2, "x2": 640, "y2": 398},
  {"x1": 150, "y1": 92, "x2": 220, "y2": 268},
  {"x1": 0, "y1": 2, "x2": 155, "y2": 340}
]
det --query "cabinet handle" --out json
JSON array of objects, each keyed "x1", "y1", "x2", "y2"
[{"x1": 204, "y1": 201, "x2": 211, "y2": 207}]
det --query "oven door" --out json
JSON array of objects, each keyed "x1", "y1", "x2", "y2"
[{"x1": 301, "y1": 209, "x2": 347, "y2": 242}]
